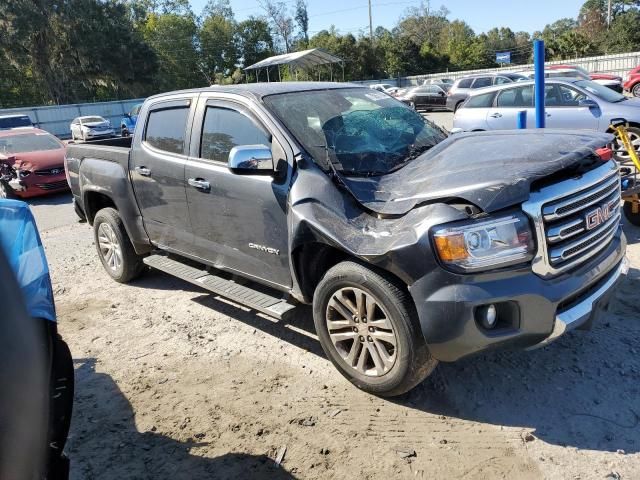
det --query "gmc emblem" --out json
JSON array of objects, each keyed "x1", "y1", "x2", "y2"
[{"x1": 585, "y1": 200, "x2": 617, "y2": 231}]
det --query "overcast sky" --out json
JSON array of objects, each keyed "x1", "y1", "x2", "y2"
[{"x1": 188, "y1": 0, "x2": 585, "y2": 35}]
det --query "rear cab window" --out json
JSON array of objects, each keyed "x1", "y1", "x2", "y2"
[
  {"x1": 457, "y1": 78, "x2": 473, "y2": 89},
  {"x1": 144, "y1": 106, "x2": 190, "y2": 155}
]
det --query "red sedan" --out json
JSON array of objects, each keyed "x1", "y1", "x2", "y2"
[
  {"x1": 623, "y1": 66, "x2": 640, "y2": 97},
  {"x1": 0, "y1": 128, "x2": 69, "y2": 199}
]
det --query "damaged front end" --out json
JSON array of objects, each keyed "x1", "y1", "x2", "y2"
[{"x1": 0, "y1": 158, "x2": 27, "y2": 193}]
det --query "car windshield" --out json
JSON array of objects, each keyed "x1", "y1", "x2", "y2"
[
  {"x1": 0, "y1": 116, "x2": 32, "y2": 129},
  {"x1": 574, "y1": 80, "x2": 626, "y2": 102},
  {"x1": 0, "y1": 133, "x2": 61, "y2": 154},
  {"x1": 264, "y1": 88, "x2": 447, "y2": 176},
  {"x1": 82, "y1": 117, "x2": 106, "y2": 123}
]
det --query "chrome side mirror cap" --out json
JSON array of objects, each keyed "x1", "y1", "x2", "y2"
[{"x1": 228, "y1": 145, "x2": 274, "y2": 175}]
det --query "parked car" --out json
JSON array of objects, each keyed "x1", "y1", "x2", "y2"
[
  {"x1": 66, "y1": 82, "x2": 627, "y2": 397},
  {"x1": 623, "y1": 66, "x2": 640, "y2": 97},
  {"x1": 0, "y1": 128, "x2": 69, "y2": 198},
  {"x1": 0, "y1": 114, "x2": 35, "y2": 130},
  {"x1": 423, "y1": 78, "x2": 454, "y2": 85},
  {"x1": 69, "y1": 116, "x2": 115, "y2": 141},
  {"x1": 397, "y1": 83, "x2": 450, "y2": 110},
  {"x1": 548, "y1": 64, "x2": 623, "y2": 92},
  {"x1": 446, "y1": 72, "x2": 527, "y2": 112},
  {"x1": 0, "y1": 199, "x2": 74, "y2": 479},
  {"x1": 453, "y1": 78, "x2": 640, "y2": 159},
  {"x1": 120, "y1": 103, "x2": 143, "y2": 137},
  {"x1": 369, "y1": 83, "x2": 400, "y2": 95},
  {"x1": 521, "y1": 67, "x2": 623, "y2": 92}
]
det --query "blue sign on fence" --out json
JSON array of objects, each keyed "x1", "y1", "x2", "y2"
[{"x1": 496, "y1": 52, "x2": 511, "y2": 64}]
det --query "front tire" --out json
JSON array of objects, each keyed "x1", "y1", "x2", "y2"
[
  {"x1": 121, "y1": 126, "x2": 129, "y2": 137},
  {"x1": 313, "y1": 261, "x2": 437, "y2": 397},
  {"x1": 93, "y1": 207, "x2": 144, "y2": 283},
  {"x1": 613, "y1": 126, "x2": 640, "y2": 160},
  {"x1": 624, "y1": 200, "x2": 640, "y2": 226},
  {"x1": 632, "y1": 83, "x2": 640, "y2": 98}
]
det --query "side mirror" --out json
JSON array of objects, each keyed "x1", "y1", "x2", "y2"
[
  {"x1": 228, "y1": 145, "x2": 274, "y2": 175},
  {"x1": 578, "y1": 98, "x2": 598, "y2": 108}
]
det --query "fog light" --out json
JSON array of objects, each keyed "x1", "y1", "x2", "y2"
[{"x1": 477, "y1": 304, "x2": 497, "y2": 329}]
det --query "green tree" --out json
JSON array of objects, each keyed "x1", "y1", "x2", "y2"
[
  {"x1": 143, "y1": 12, "x2": 206, "y2": 90},
  {"x1": 236, "y1": 17, "x2": 274, "y2": 74},
  {"x1": 603, "y1": 10, "x2": 640, "y2": 52},
  {"x1": 200, "y1": 3, "x2": 238, "y2": 80}
]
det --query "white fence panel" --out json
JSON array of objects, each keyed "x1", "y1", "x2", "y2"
[{"x1": 0, "y1": 98, "x2": 145, "y2": 138}]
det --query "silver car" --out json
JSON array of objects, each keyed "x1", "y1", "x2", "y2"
[
  {"x1": 453, "y1": 78, "x2": 640, "y2": 158},
  {"x1": 70, "y1": 116, "x2": 115, "y2": 141},
  {"x1": 445, "y1": 72, "x2": 527, "y2": 112}
]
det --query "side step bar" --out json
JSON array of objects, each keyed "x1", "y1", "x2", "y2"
[{"x1": 143, "y1": 254, "x2": 297, "y2": 320}]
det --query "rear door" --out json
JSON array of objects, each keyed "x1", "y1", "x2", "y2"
[
  {"x1": 130, "y1": 96, "x2": 195, "y2": 252},
  {"x1": 486, "y1": 85, "x2": 534, "y2": 130},
  {"x1": 184, "y1": 95, "x2": 292, "y2": 288}
]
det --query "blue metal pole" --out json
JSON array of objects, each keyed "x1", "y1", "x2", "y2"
[
  {"x1": 534, "y1": 39, "x2": 545, "y2": 128},
  {"x1": 517, "y1": 110, "x2": 527, "y2": 129}
]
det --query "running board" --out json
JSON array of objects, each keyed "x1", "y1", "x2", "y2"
[{"x1": 143, "y1": 254, "x2": 297, "y2": 320}]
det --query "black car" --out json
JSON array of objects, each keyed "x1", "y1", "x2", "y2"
[{"x1": 398, "y1": 83, "x2": 450, "y2": 110}]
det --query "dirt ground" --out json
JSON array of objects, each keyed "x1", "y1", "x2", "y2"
[{"x1": 28, "y1": 188, "x2": 640, "y2": 480}]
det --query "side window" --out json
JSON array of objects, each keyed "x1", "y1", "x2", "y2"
[
  {"x1": 200, "y1": 107, "x2": 271, "y2": 162},
  {"x1": 556, "y1": 85, "x2": 587, "y2": 106},
  {"x1": 145, "y1": 106, "x2": 190, "y2": 155},
  {"x1": 472, "y1": 77, "x2": 492, "y2": 88},
  {"x1": 465, "y1": 92, "x2": 495, "y2": 108},
  {"x1": 457, "y1": 78, "x2": 473, "y2": 88},
  {"x1": 496, "y1": 86, "x2": 534, "y2": 107},
  {"x1": 494, "y1": 76, "x2": 512, "y2": 85},
  {"x1": 424, "y1": 85, "x2": 439, "y2": 94}
]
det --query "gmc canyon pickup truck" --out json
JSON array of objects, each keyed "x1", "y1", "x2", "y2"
[{"x1": 65, "y1": 82, "x2": 628, "y2": 396}]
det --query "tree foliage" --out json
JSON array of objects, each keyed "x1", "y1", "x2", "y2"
[{"x1": 1, "y1": 0, "x2": 640, "y2": 107}]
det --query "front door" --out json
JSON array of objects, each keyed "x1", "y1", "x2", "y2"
[
  {"x1": 185, "y1": 97, "x2": 292, "y2": 288},
  {"x1": 544, "y1": 84, "x2": 601, "y2": 130},
  {"x1": 130, "y1": 98, "x2": 195, "y2": 252}
]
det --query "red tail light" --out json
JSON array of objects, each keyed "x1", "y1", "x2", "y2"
[{"x1": 595, "y1": 147, "x2": 613, "y2": 161}]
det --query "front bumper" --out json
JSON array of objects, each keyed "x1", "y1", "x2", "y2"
[
  {"x1": 9, "y1": 175, "x2": 70, "y2": 198},
  {"x1": 409, "y1": 229, "x2": 627, "y2": 362}
]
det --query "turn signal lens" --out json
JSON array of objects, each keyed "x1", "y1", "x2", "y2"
[{"x1": 434, "y1": 234, "x2": 467, "y2": 262}]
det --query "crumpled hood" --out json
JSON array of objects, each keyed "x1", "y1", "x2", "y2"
[
  {"x1": 2, "y1": 148, "x2": 66, "y2": 172},
  {"x1": 342, "y1": 129, "x2": 613, "y2": 216}
]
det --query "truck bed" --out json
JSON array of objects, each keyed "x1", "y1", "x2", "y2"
[{"x1": 65, "y1": 136, "x2": 131, "y2": 167}]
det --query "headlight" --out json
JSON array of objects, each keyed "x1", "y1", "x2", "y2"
[
  {"x1": 18, "y1": 170, "x2": 31, "y2": 178},
  {"x1": 432, "y1": 212, "x2": 534, "y2": 272}
]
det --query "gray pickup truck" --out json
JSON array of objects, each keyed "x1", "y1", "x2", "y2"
[{"x1": 65, "y1": 82, "x2": 628, "y2": 396}]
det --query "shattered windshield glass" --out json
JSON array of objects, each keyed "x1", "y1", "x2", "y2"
[{"x1": 263, "y1": 88, "x2": 447, "y2": 176}]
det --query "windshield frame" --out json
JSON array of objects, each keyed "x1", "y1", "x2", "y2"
[
  {"x1": 263, "y1": 87, "x2": 448, "y2": 177},
  {"x1": 573, "y1": 79, "x2": 626, "y2": 103}
]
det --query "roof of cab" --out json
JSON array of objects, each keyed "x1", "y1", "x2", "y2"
[
  {"x1": 466, "y1": 77, "x2": 580, "y2": 96},
  {"x1": 146, "y1": 81, "x2": 363, "y2": 102}
]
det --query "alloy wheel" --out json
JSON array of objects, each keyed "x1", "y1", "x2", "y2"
[
  {"x1": 614, "y1": 129, "x2": 640, "y2": 160},
  {"x1": 97, "y1": 222, "x2": 122, "y2": 272},
  {"x1": 325, "y1": 287, "x2": 397, "y2": 377},
  {"x1": 633, "y1": 84, "x2": 640, "y2": 98}
]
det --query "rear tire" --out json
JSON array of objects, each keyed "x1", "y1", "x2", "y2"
[
  {"x1": 93, "y1": 207, "x2": 144, "y2": 283},
  {"x1": 624, "y1": 200, "x2": 640, "y2": 226},
  {"x1": 632, "y1": 83, "x2": 640, "y2": 98},
  {"x1": 313, "y1": 261, "x2": 438, "y2": 397}
]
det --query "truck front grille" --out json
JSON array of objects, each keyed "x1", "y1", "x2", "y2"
[{"x1": 522, "y1": 161, "x2": 621, "y2": 278}]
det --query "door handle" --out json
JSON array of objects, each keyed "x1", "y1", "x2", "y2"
[
  {"x1": 135, "y1": 166, "x2": 151, "y2": 176},
  {"x1": 546, "y1": 113, "x2": 552, "y2": 117},
  {"x1": 489, "y1": 113, "x2": 502, "y2": 118},
  {"x1": 188, "y1": 178, "x2": 211, "y2": 191}
]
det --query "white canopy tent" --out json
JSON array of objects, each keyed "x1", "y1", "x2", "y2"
[{"x1": 244, "y1": 48, "x2": 344, "y2": 82}]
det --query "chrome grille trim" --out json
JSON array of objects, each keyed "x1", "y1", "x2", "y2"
[
  {"x1": 522, "y1": 160, "x2": 621, "y2": 279},
  {"x1": 542, "y1": 174, "x2": 619, "y2": 221}
]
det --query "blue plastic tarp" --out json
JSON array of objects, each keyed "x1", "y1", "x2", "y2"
[{"x1": 0, "y1": 199, "x2": 56, "y2": 322}]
